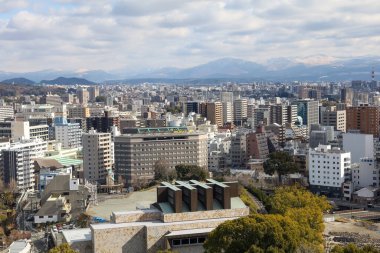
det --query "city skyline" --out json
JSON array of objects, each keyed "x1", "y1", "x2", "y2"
[{"x1": 1, "y1": 0, "x2": 380, "y2": 73}]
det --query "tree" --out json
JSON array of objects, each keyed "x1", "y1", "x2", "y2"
[
  {"x1": 331, "y1": 244, "x2": 380, "y2": 253},
  {"x1": 175, "y1": 165, "x2": 207, "y2": 181},
  {"x1": 204, "y1": 186, "x2": 329, "y2": 253},
  {"x1": 263, "y1": 152, "x2": 299, "y2": 182},
  {"x1": 95, "y1": 96, "x2": 106, "y2": 103},
  {"x1": 154, "y1": 160, "x2": 176, "y2": 181},
  {"x1": 204, "y1": 214, "x2": 301, "y2": 253},
  {"x1": 49, "y1": 243, "x2": 77, "y2": 253}
]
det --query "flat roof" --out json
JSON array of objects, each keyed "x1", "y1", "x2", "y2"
[
  {"x1": 207, "y1": 179, "x2": 229, "y2": 188},
  {"x1": 9, "y1": 240, "x2": 30, "y2": 253},
  {"x1": 175, "y1": 181, "x2": 196, "y2": 190},
  {"x1": 165, "y1": 227, "x2": 214, "y2": 238},
  {"x1": 161, "y1": 182, "x2": 181, "y2": 191},
  {"x1": 189, "y1": 180, "x2": 211, "y2": 189},
  {"x1": 62, "y1": 228, "x2": 92, "y2": 243}
]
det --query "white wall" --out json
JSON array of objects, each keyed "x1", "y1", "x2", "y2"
[
  {"x1": 34, "y1": 215, "x2": 58, "y2": 224},
  {"x1": 352, "y1": 158, "x2": 379, "y2": 189},
  {"x1": 343, "y1": 133, "x2": 374, "y2": 163}
]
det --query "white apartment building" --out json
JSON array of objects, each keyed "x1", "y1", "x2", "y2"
[
  {"x1": 1, "y1": 139, "x2": 47, "y2": 191},
  {"x1": 83, "y1": 130, "x2": 112, "y2": 183},
  {"x1": 0, "y1": 106, "x2": 14, "y2": 121},
  {"x1": 15, "y1": 104, "x2": 55, "y2": 118},
  {"x1": 222, "y1": 102, "x2": 233, "y2": 124},
  {"x1": 233, "y1": 99, "x2": 248, "y2": 124},
  {"x1": 54, "y1": 118, "x2": 82, "y2": 149},
  {"x1": 352, "y1": 158, "x2": 379, "y2": 189},
  {"x1": 114, "y1": 131, "x2": 208, "y2": 186},
  {"x1": 11, "y1": 121, "x2": 49, "y2": 141},
  {"x1": 308, "y1": 144, "x2": 351, "y2": 197}
]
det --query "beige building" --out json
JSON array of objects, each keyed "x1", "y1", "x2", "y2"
[
  {"x1": 114, "y1": 129, "x2": 208, "y2": 186},
  {"x1": 68, "y1": 106, "x2": 90, "y2": 118},
  {"x1": 62, "y1": 180, "x2": 249, "y2": 253},
  {"x1": 206, "y1": 102, "x2": 223, "y2": 127},
  {"x1": 321, "y1": 106, "x2": 346, "y2": 132},
  {"x1": 83, "y1": 130, "x2": 112, "y2": 183},
  {"x1": 77, "y1": 88, "x2": 89, "y2": 105},
  {"x1": 233, "y1": 99, "x2": 248, "y2": 125}
]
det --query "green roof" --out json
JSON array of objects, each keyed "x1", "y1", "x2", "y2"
[{"x1": 55, "y1": 157, "x2": 83, "y2": 167}]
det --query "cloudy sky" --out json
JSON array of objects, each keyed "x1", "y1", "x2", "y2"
[{"x1": 1, "y1": 0, "x2": 380, "y2": 72}]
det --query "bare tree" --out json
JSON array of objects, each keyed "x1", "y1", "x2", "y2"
[{"x1": 154, "y1": 160, "x2": 176, "y2": 181}]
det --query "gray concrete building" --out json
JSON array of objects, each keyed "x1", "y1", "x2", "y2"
[{"x1": 114, "y1": 129, "x2": 208, "y2": 187}]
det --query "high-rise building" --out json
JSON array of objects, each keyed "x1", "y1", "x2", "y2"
[
  {"x1": 269, "y1": 105, "x2": 288, "y2": 125},
  {"x1": 54, "y1": 117, "x2": 82, "y2": 149},
  {"x1": 343, "y1": 132, "x2": 374, "y2": 163},
  {"x1": 83, "y1": 130, "x2": 112, "y2": 183},
  {"x1": 308, "y1": 144, "x2": 351, "y2": 197},
  {"x1": 88, "y1": 86, "x2": 99, "y2": 102},
  {"x1": 114, "y1": 129, "x2": 208, "y2": 186},
  {"x1": 292, "y1": 100, "x2": 319, "y2": 130},
  {"x1": 222, "y1": 102, "x2": 233, "y2": 124},
  {"x1": 206, "y1": 102, "x2": 223, "y2": 127},
  {"x1": 346, "y1": 105, "x2": 380, "y2": 137},
  {"x1": 233, "y1": 99, "x2": 248, "y2": 125},
  {"x1": 77, "y1": 88, "x2": 89, "y2": 105},
  {"x1": 321, "y1": 106, "x2": 346, "y2": 132},
  {"x1": 341, "y1": 88, "x2": 353, "y2": 106},
  {"x1": 1, "y1": 139, "x2": 47, "y2": 191}
]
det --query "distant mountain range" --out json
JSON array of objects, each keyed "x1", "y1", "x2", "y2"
[
  {"x1": 40, "y1": 77, "x2": 95, "y2": 85},
  {"x1": 0, "y1": 56, "x2": 379, "y2": 83},
  {"x1": 1, "y1": 77, "x2": 35, "y2": 85}
]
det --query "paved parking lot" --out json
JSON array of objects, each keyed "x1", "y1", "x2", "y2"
[{"x1": 87, "y1": 188, "x2": 157, "y2": 219}]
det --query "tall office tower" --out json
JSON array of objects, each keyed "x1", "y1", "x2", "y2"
[
  {"x1": 88, "y1": 86, "x2": 100, "y2": 102},
  {"x1": 54, "y1": 117, "x2": 82, "y2": 148},
  {"x1": 321, "y1": 106, "x2": 346, "y2": 132},
  {"x1": 68, "y1": 106, "x2": 90, "y2": 118},
  {"x1": 222, "y1": 102, "x2": 233, "y2": 124},
  {"x1": 184, "y1": 102, "x2": 199, "y2": 116},
  {"x1": 0, "y1": 105, "x2": 14, "y2": 121},
  {"x1": 1, "y1": 139, "x2": 47, "y2": 191},
  {"x1": 206, "y1": 102, "x2": 223, "y2": 127},
  {"x1": 83, "y1": 130, "x2": 112, "y2": 183},
  {"x1": 86, "y1": 111, "x2": 120, "y2": 133},
  {"x1": 114, "y1": 129, "x2": 208, "y2": 186},
  {"x1": 233, "y1": 99, "x2": 248, "y2": 125},
  {"x1": 77, "y1": 87, "x2": 89, "y2": 105},
  {"x1": 269, "y1": 105, "x2": 288, "y2": 125},
  {"x1": 341, "y1": 88, "x2": 353, "y2": 106},
  {"x1": 308, "y1": 145, "x2": 351, "y2": 197},
  {"x1": 292, "y1": 100, "x2": 319, "y2": 130},
  {"x1": 346, "y1": 105, "x2": 380, "y2": 137},
  {"x1": 220, "y1": 92, "x2": 234, "y2": 103}
]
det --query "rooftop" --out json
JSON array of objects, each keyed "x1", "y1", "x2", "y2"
[{"x1": 62, "y1": 228, "x2": 92, "y2": 243}]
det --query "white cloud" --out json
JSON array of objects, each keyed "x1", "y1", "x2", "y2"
[{"x1": 0, "y1": 0, "x2": 379, "y2": 72}]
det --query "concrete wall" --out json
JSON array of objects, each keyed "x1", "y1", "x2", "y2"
[
  {"x1": 161, "y1": 207, "x2": 248, "y2": 223},
  {"x1": 112, "y1": 209, "x2": 161, "y2": 224}
]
